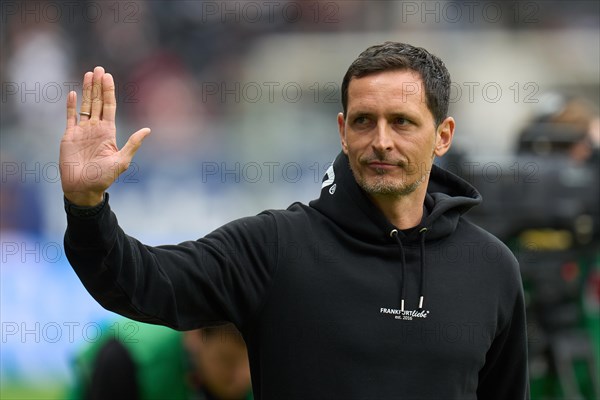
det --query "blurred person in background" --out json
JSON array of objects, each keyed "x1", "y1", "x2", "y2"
[
  {"x1": 69, "y1": 321, "x2": 252, "y2": 400},
  {"x1": 59, "y1": 42, "x2": 528, "y2": 399},
  {"x1": 512, "y1": 94, "x2": 600, "y2": 398},
  {"x1": 2, "y1": 18, "x2": 72, "y2": 162},
  {"x1": 517, "y1": 94, "x2": 600, "y2": 165}
]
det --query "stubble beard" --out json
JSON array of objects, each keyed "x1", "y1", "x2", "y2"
[{"x1": 350, "y1": 161, "x2": 430, "y2": 197}]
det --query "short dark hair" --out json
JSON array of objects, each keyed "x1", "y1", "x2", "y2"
[{"x1": 341, "y1": 42, "x2": 451, "y2": 126}]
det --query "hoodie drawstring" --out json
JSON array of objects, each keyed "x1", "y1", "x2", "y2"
[
  {"x1": 390, "y1": 228, "x2": 428, "y2": 312},
  {"x1": 389, "y1": 229, "x2": 406, "y2": 312},
  {"x1": 418, "y1": 227, "x2": 428, "y2": 309}
]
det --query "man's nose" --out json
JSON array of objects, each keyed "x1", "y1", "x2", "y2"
[{"x1": 371, "y1": 122, "x2": 393, "y2": 152}]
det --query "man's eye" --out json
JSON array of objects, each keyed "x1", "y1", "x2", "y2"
[
  {"x1": 354, "y1": 116, "x2": 369, "y2": 125},
  {"x1": 353, "y1": 116, "x2": 375, "y2": 128},
  {"x1": 394, "y1": 117, "x2": 410, "y2": 125}
]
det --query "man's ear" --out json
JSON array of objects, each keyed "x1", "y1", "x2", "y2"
[
  {"x1": 434, "y1": 116, "x2": 455, "y2": 157},
  {"x1": 337, "y1": 112, "x2": 348, "y2": 154}
]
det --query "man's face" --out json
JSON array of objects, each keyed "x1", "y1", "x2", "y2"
[
  {"x1": 338, "y1": 70, "x2": 453, "y2": 198},
  {"x1": 184, "y1": 328, "x2": 251, "y2": 399}
]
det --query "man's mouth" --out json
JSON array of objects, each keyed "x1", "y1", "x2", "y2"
[{"x1": 367, "y1": 162, "x2": 398, "y2": 170}]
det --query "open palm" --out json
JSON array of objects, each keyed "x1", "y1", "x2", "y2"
[{"x1": 60, "y1": 67, "x2": 150, "y2": 206}]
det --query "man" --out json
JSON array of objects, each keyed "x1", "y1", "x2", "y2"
[
  {"x1": 68, "y1": 322, "x2": 252, "y2": 400},
  {"x1": 61, "y1": 42, "x2": 529, "y2": 399},
  {"x1": 184, "y1": 324, "x2": 252, "y2": 400}
]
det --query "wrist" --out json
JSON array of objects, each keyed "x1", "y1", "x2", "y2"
[
  {"x1": 64, "y1": 191, "x2": 105, "y2": 207},
  {"x1": 64, "y1": 193, "x2": 108, "y2": 218}
]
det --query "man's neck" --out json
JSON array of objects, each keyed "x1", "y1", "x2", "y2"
[{"x1": 368, "y1": 186, "x2": 427, "y2": 230}]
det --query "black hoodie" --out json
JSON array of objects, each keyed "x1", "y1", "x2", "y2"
[{"x1": 65, "y1": 151, "x2": 529, "y2": 400}]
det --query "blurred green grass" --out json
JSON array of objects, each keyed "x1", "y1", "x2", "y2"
[{"x1": 1, "y1": 383, "x2": 66, "y2": 400}]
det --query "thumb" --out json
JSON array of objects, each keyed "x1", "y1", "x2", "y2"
[{"x1": 119, "y1": 127, "x2": 151, "y2": 168}]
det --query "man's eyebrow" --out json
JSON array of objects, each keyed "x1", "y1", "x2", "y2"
[
  {"x1": 345, "y1": 110, "x2": 373, "y2": 119},
  {"x1": 347, "y1": 110, "x2": 419, "y2": 120},
  {"x1": 389, "y1": 111, "x2": 419, "y2": 120},
  {"x1": 347, "y1": 110, "x2": 373, "y2": 116}
]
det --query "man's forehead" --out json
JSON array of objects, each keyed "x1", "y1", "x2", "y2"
[{"x1": 346, "y1": 70, "x2": 427, "y2": 111}]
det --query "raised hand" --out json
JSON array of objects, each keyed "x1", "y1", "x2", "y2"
[{"x1": 60, "y1": 66, "x2": 151, "y2": 206}]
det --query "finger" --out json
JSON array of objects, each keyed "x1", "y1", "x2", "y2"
[
  {"x1": 67, "y1": 91, "x2": 77, "y2": 128},
  {"x1": 102, "y1": 73, "x2": 116, "y2": 123},
  {"x1": 119, "y1": 128, "x2": 151, "y2": 169},
  {"x1": 79, "y1": 71, "x2": 93, "y2": 122},
  {"x1": 90, "y1": 66, "x2": 105, "y2": 122}
]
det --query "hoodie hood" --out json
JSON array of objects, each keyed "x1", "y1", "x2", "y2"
[{"x1": 309, "y1": 151, "x2": 482, "y2": 244}]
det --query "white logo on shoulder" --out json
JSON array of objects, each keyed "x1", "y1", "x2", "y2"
[
  {"x1": 329, "y1": 184, "x2": 337, "y2": 195},
  {"x1": 380, "y1": 307, "x2": 430, "y2": 321},
  {"x1": 321, "y1": 164, "x2": 335, "y2": 189}
]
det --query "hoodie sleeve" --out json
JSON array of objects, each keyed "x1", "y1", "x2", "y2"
[
  {"x1": 64, "y1": 197, "x2": 278, "y2": 331},
  {"x1": 476, "y1": 272, "x2": 530, "y2": 399}
]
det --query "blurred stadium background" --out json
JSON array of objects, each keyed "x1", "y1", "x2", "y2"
[{"x1": 1, "y1": 1, "x2": 598, "y2": 398}]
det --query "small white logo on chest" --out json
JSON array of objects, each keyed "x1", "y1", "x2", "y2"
[{"x1": 380, "y1": 307, "x2": 430, "y2": 321}]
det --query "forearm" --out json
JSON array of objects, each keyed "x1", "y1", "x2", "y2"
[
  {"x1": 64, "y1": 194, "x2": 185, "y2": 327},
  {"x1": 64, "y1": 195, "x2": 278, "y2": 330}
]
